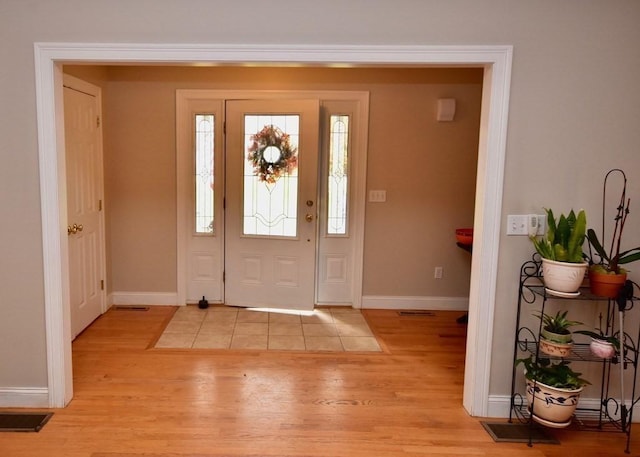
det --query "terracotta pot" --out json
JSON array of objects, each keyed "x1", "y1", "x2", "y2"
[
  {"x1": 588, "y1": 269, "x2": 627, "y2": 298},
  {"x1": 541, "y1": 259, "x2": 588, "y2": 293},
  {"x1": 539, "y1": 338, "x2": 573, "y2": 358}
]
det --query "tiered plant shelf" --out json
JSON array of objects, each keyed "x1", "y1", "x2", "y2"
[{"x1": 510, "y1": 255, "x2": 640, "y2": 453}]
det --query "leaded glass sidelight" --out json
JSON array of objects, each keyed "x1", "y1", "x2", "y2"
[
  {"x1": 243, "y1": 115, "x2": 300, "y2": 237},
  {"x1": 195, "y1": 114, "x2": 215, "y2": 234},
  {"x1": 327, "y1": 115, "x2": 349, "y2": 235}
]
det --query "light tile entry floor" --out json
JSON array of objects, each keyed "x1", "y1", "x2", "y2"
[{"x1": 154, "y1": 305, "x2": 382, "y2": 352}]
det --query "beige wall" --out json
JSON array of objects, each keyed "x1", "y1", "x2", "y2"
[
  {"x1": 2, "y1": 0, "x2": 639, "y2": 402},
  {"x1": 65, "y1": 65, "x2": 481, "y2": 297}
]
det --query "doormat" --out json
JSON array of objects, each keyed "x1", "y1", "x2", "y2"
[
  {"x1": 480, "y1": 421, "x2": 559, "y2": 444},
  {"x1": 0, "y1": 412, "x2": 53, "y2": 432}
]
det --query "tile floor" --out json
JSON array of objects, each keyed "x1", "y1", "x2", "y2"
[{"x1": 154, "y1": 305, "x2": 382, "y2": 352}]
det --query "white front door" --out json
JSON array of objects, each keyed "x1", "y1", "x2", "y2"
[
  {"x1": 64, "y1": 75, "x2": 106, "y2": 338},
  {"x1": 225, "y1": 99, "x2": 320, "y2": 310}
]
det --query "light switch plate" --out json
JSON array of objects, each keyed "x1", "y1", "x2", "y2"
[{"x1": 507, "y1": 214, "x2": 546, "y2": 236}]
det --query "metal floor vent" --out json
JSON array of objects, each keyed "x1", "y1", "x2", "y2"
[
  {"x1": 113, "y1": 305, "x2": 150, "y2": 311},
  {"x1": 397, "y1": 311, "x2": 436, "y2": 317}
]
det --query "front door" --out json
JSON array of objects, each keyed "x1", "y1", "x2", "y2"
[
  {"x1": 224, "y1": 99, "x2": 320, "y2": 310},
  {"x1": 63, "y1": 75, "x2": 106, "y2": 338}
]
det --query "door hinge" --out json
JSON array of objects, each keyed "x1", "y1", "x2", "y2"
[
  {"x1": 100, "y1": 279, "x2": 104, "y2": 290},
  {"x1": 98, "y1": 199, "x2": 102, "y2": 211},
  {"x1": 223, "y1": 197, "x2": 226, "y2": 210},
  {"x1": 223, "y1": 271, "x2": 225, "y2": 283},
  {"x1": 97, "y1": 116, "x2": 101, "y2": 128},
  {"x1": 223, "y1": 121, "x2": 226, "y2": 134}
]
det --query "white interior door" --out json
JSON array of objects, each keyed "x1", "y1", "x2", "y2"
[
  {"x1": 64, "y1": 75, "x2": 105, "y2": 338},
  {"x1": 225, "y1": 99, "x2": 319, "y2": 310}
]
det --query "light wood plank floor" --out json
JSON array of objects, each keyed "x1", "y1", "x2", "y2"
[{"x1": 1, "y1": 306, "x2": 638, "y2": 457}]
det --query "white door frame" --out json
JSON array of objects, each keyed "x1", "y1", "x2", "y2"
[
  {"x1": 176, "y1": 89, "x2": 370, "y2": 309},
  {"x1": 34, "y1": 43, "x2": 512, "y2": 416}
]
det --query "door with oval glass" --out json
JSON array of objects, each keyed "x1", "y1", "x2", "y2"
[{"x1": 224, "y1": 99, "x2": 320, "y2": 310}]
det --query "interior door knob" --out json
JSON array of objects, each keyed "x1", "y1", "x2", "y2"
[
  {"x1": 305, "y1": 214, "x2": 313, "y2": 222},
  {"x1": 67, "y1": 223, "x2": 83, "y2": 235}
]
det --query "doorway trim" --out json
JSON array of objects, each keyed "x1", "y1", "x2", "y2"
[
  {"x1": 175, "y1": 89, "x2": 370, "y2": 309},
  {"x1": 34, "y1": 42, "x2": 512, "y2": 416}
]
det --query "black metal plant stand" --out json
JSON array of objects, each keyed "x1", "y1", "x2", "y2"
[{"x1": 509, "y1": 255, "x2": 640, "y2": 453}]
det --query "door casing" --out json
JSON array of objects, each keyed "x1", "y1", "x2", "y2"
[
  {"x1": 176, "y1": 90, "x2": 370, "y2": 309},
  {"x1": 34, "y1": 43, "x2": 512, "y2": 418}
]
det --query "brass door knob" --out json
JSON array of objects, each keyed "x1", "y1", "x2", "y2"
[
  {"x1": 305, "y1": 214, "x2": 313, "y2": 222},
  {"x1": 67, "y1": 223, "x2": 83, "y2": 235}
]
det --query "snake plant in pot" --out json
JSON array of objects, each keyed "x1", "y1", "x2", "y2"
[{"x1": 530, "y1": 208, "x2": 588, "y2": 294}]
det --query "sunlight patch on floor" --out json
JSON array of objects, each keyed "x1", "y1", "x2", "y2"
[{"x1": 154, "y1": 305, "x2": 382, "y2": 352}]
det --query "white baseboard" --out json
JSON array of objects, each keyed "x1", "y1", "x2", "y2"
[
  {"x1": 487, "y1": 394, "x2": 640, "y2": 423},
  {"x1": 110, "y1": 292, "x2": 179, "y2": 306},
  {"x1": 0, "y1": 387, "x2": 49, "y2": 408},
  {"x1": 361, "y1": 295, "x2": 468, "y2": 311}
]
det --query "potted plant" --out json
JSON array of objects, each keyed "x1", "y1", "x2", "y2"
[
  {"x1": 575, "y1": 329, "x2": 619, "y2": 359},
  {"x1": 517, "y1": 355, "x2": 590, "y2": 427},
  {"x1": 535, "y1": 310, "x2": 582, "y2": 357},
  {"x1": 574, "y1": 313, "x2": 619, "y2": 359},
  {"x1": 586, "y1": 169, "x2": 640, "y2": 298},
  {"x1": 530, "y1": 208, "x2": 588, "y2": 294}
]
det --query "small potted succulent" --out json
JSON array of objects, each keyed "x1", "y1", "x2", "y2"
[
  {"x1": 517, "y1": 355, "x2": 590, "y2": 427},
  {"x1": 586, "y1": 169, "x2": 640, "y2": 298},
  {"x1": 535, "y1": 310, "x2": 582, "y2": 357},
  {"x1": 530, "y1": 208, "x2": 588, "y2": 294}
]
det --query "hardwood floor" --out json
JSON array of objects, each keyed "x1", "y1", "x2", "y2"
[{"x1": 1, "y1": 306, "x2": 638, "y2": 456}]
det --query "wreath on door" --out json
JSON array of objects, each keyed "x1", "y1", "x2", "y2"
[{"x1": 247, "y1": 125, "x2": 298, "y2": 184}]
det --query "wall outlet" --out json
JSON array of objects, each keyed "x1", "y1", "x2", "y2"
[
  {"x1": 369, "y1": 190, "x2": 386, "y2": 202},
  {"x1": 434, "y1": 266, "x2": 443, "y2": 279}
]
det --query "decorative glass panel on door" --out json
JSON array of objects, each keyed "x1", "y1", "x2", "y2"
[
  {"x1": 327, "y1": 114, "x2": 349, "y2": 235},
  {"x1": 194, "y1": 114, "x2": 215, "y2": 234},
  {"x1": 243, "y1": 115, "x2": 300, "y2": 237}
]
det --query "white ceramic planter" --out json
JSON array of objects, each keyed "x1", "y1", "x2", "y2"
[
  {"x1": 590, "y1": 338, "x2": 616, "y2": 358},
  {"x1": 526, "y1": 378, "x2": 583, "y2": 427},
  {"x1": 541, "y1": 259, "x2": 588, "y2": 293}
]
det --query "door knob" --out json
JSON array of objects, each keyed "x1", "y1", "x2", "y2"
[
  {"x1": 305, "y1": 214, "x2": 314, "y2": 222},
  {"x1": 67, "y1": 223, "x2": 83, "y2": 235}
]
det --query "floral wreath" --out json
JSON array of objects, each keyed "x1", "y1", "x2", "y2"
[{"x1": 247, "y1": 125, "x2": 298, "y2": 184}]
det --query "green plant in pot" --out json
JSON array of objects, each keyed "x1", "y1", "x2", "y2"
[
  {"x1": 530, "y1": 208, "x2": 588, "y2": 294},
  {"x1": 516, "y1": 355, "x2": 590, "y2": 427},
  {"x1": 535, "y1": 310, "x2": 582, "y2": 357},
  {"x1": 586, "y1": 169, "x2": 640, "y2": 298}
]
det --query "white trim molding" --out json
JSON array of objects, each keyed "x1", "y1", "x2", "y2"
[
  {"x1": 488, "y1": 395, "x2": 640, "y2": 423},
  {"x1": 33, "y1": 42, "x2": 512, "y2": 414},
  {"x1": 362, "y1": 295, "x2": 468, "y2": 311},
  {"x1": 111, "y1": 292, "x2": 179, "y2": 306},
  {"x1": 0, "y1": 388, "x2": 50, "y2": 408}
]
